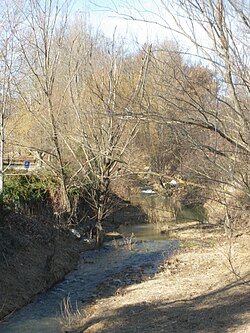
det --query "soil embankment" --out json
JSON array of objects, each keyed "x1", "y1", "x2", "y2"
[
  {"x1": 0, "y1": 200, "x2": 146, "y2": 321},
  {"x1": 1, "y1": 209, "x2": 250, "y2": 332},
  {"x1": 0, "y1": 213, "x2": 93, "y2": 320}
]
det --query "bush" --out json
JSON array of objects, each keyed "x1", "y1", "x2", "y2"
[{"x1": 3, "y1": 174, "x2": 53, "y2": 214}]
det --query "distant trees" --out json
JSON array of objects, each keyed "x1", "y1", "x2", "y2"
[
  {"x1": 157, "y1": 0, "x2": 250, "y2": 214},
  {"x1": 0, "y1": 0, "x2": 151, "y2": 236},
  {"x1": 1, "y1": 0, "x2": 249, "y2": 235},
  {"x1": 114, "y1": 1, "x2": 249, "y2": 206}
]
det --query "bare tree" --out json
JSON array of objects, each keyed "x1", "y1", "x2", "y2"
[
  {"x1": 0, "y1": 3, "x2": 18, "y2": 200},
  {"x1": 67, "y1": 35, "x2": 151, "y2": 243},
  {"x1": 158, "y1": 1, "x2": 250, "y2": 212},
  {"x1": 112, "y1": 1, "x2": 249, "y2": 202},
  {"x1": 8, "y1": 0, "x2": 76, "y2": 215}
]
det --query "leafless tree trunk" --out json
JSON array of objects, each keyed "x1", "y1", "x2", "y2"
[
  {"x1": 9, "y1": 0, "x2": 74, "y2": 215},
  {"x1": 68, "y1": 35, "x2": 152, "y2": 243},
  {"x1": 0, "y1": 5, "x2": 16, "y2": 201},
  {"x1": 114, "y1": 0, "x2": 249, "y2": 199}
]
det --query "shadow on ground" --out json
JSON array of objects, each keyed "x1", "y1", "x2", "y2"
[{"x1": 77, "y1": 275, "x2": 250, "y2": 333}]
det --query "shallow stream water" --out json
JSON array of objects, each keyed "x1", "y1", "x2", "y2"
[
  {"x1": 0, "y1": 188, "x2": 203, "y2": 333},
  {"x1": 0, "y1": 238, "x2": 179, "y2": 333}
]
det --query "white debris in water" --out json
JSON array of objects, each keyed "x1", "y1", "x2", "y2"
[
  {"x1": 141, "y1": 189, "x2": 157, "y2": 194},
  {"x1": 70, "y1": 228, "x2": 81, "y2": 238},
  {"x1": 83, "y1": 238, "x2": 90, "y2": 243}
]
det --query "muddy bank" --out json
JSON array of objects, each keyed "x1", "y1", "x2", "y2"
[
  {"x1": 0, "y1": 197, "x2": 146, "y2": 322},
  {"x1": 0, "y1": 213, "x2": 93, "y2": 320}
]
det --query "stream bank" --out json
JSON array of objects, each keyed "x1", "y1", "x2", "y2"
[
  {"x1": 66, "y1": 228, "x2": 250, "y2": 333},
  {"x1": 0, "y1": 213, "x2": 94, "y2": 321},
  {"x1": 0, "y1": 195, "x2": 149, "y2": 322},
  {"x1": 0, "y1": 185, "x2": 208, "y2": 323},
  {"x1": 0, "y1": 237, "x2": 179, "y2": 333}
]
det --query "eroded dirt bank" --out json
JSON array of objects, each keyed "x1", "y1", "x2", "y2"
[
  {"x1": 0, "y1": 201, "x2": 145, "y2": 322},
  {"x1": 68, "y1": 227, "x2": 250, "y2": 333},
  {"x1": 0, "y1": 213, "x2": 93, "y2": 320}
]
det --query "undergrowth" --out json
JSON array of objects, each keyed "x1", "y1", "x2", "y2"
[
  {"x1": 2, "y1": 173, "x2": 56, "y2": 216},
  {"x1": 112, "y1": 233, "x2": 136, "y2": 251}
]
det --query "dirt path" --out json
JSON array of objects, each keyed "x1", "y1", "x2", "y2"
[{"x1": 69, "y1": 230, "x2": 250, "y2": 333}]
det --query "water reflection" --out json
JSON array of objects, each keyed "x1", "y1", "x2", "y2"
[
  {"x1": 119, "y1": 223, "x2": 169, "y2": 241},
  {"x1": 130, "y1": 190, "x2": 206, "y2": 225}
]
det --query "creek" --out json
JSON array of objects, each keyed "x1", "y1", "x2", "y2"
[
  {"x1": 119, "y1": 190, "x2": 205, "y2": 240},
  {"x1": 0, "y1": 241, "x2": 179, "y2": 333},
  {"x1": 0, "y1": 189, "x2": 202, "y2": 333}
]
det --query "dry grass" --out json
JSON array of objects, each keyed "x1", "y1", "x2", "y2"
[
  {"x1": 70, "y1": 233, "x2": 250, "y2": 333},
  {"x1": 59, "y1": 296, "x2": 84, "y2": 331},
  {"x1": 112, "y1": 233, "x2": 136, "y2": 251}
]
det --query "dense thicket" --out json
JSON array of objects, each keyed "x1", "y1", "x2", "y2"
[{"x1": 0, "y1": 0, "x2": 249, "y2": 233}]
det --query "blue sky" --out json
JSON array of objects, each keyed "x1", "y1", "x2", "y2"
[
  {"x1": 72, "y1": 0, "x2": 215, "y2": 61},
  {"x1": 72, "y1": 0, "x2": 171, "y2": 45}
]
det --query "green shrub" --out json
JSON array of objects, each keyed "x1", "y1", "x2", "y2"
[{"x1": 3, "y1": 174, "x2": 52, "y2": 212}]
